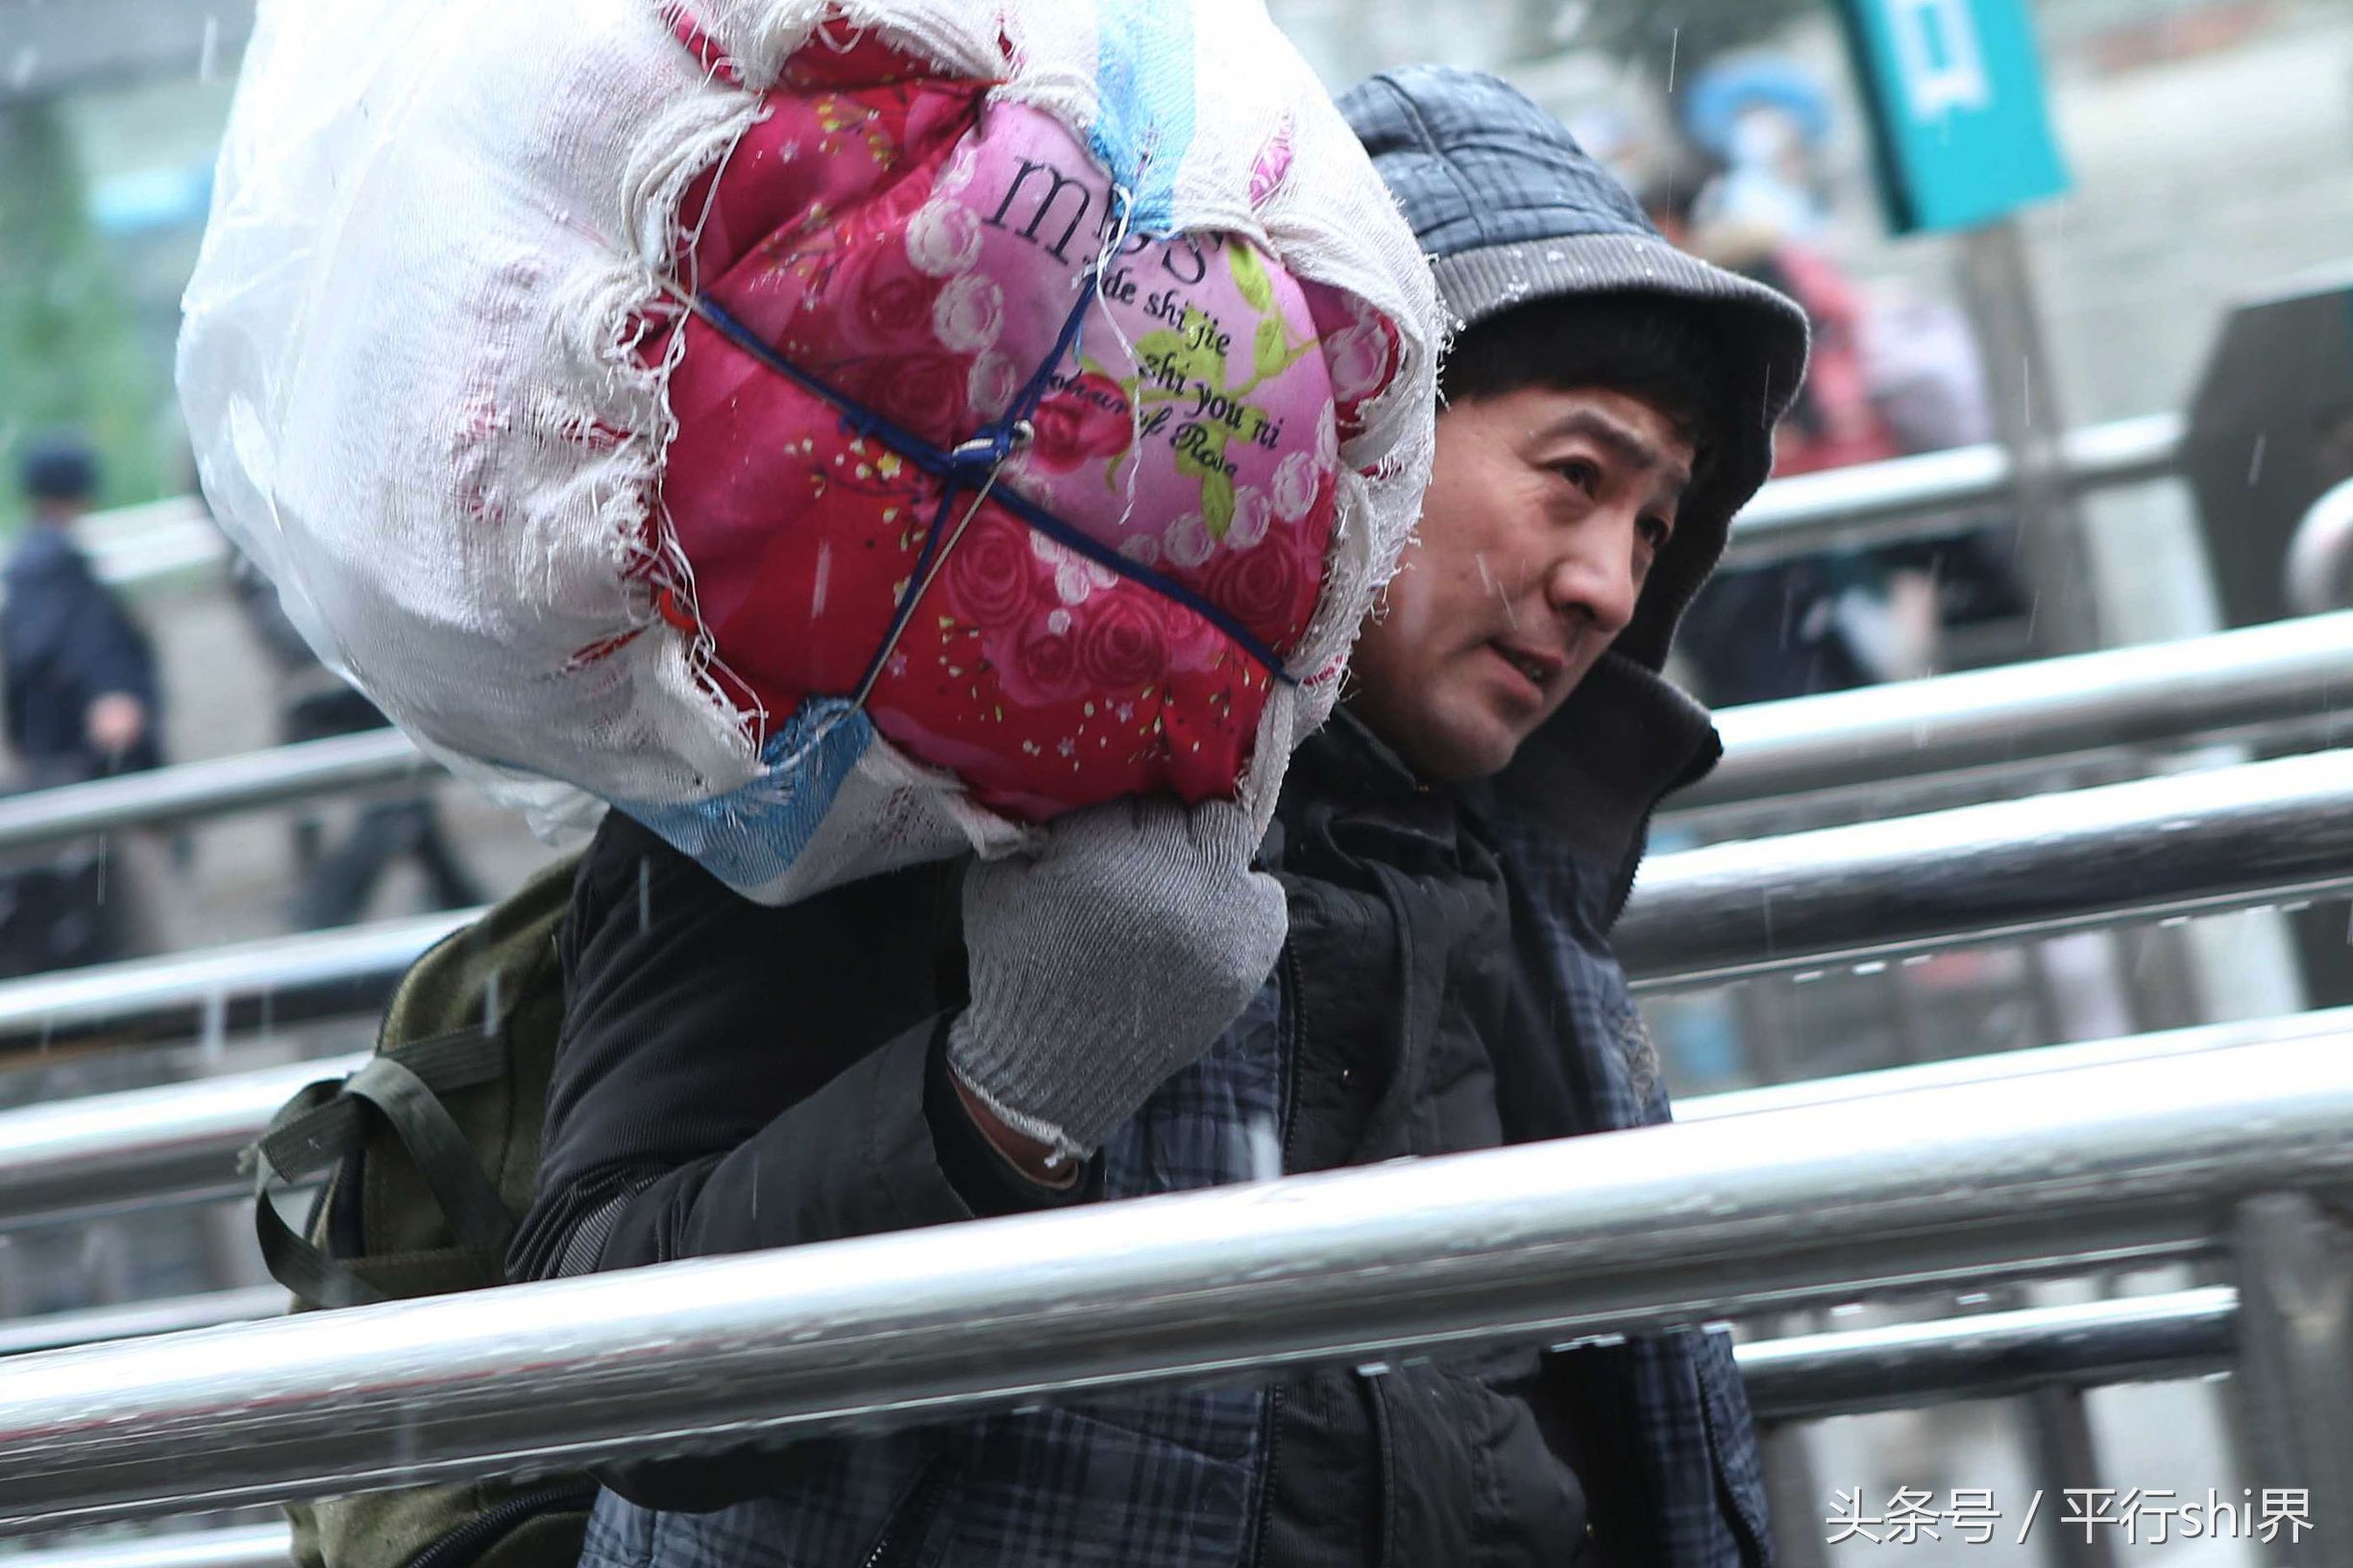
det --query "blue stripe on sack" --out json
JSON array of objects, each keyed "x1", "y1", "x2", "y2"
[
  {"x1": 692, "y1": 292, "x2": 1296, "y2": 684},
  {"x1": 620, "y1": 697, "x2": 871, "y2": 894},
  {"x1": 1087, "y1": 0, "x2": 1196, "y2": 234}
]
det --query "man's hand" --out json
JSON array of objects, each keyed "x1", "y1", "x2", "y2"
[
  {"x1": 85, "y1": 693, "x2": 147, "y2": 761},
  {"x1": 948, "y1": 796, "x2": 1286, "y2": 1162}
]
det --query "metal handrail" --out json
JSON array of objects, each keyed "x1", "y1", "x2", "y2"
[
  {"x1": 0, "y1": 1055, "x2": 364, "y2": 1230},
  {"x1": 0, "y1": 912, "x2": 467, "y2": 1045},
  {"x1": 0, "y1": 1285, "x2": 2240, "y2": 1565},
  {"x1": 0, "y1": 1055, "x2": 359, "y2": 1231},
  {"x1": 1676, "y1": 1005, "x2": 2353, "y2": 1122},
  {"x1": 1, "y1": 744, "x2": 2348, "y2": 1042},
  {"x1": 11, "y1": 1007, "x2": 2346, "y2": 1235},
  {"x1": 3, "y1": 1529, "x2": 294, "y2": 1568},
  {"x1": 1618, "y1": 747, "x2": 2353, "y2": 990},
  {"x1": 12, "y1": 603, "x2": 2341, "y2": 860},
  {"x1": 74, "y1": 497, "x2": 225, "y2": 593},
  {"x1": 0, "y1": 729, "x2": 430, "y2": 856},
  {"x1": 1720, "y1": 412, "x2": 2182, "y2": 562},
  {"x1": 0, "y1": 1032, "x2": 2342, "y2": 1530},
  {"x1": 2, "y1": 1277, "x2": 2240, "y2": 1420},
  {"x1": 1682, "y1": 609, "x2": 2353, "y2": 811},
  {"x1": 0, "y1": 1289, "x2": 290, "y2": 1359},
  {"x1": 1737, "y1": 1286, "x2": 2238, "y2": 1423}
]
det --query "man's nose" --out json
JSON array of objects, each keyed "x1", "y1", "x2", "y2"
[{"x1": 1543, "y1": 513, "x2": 1643, "y2": 638}]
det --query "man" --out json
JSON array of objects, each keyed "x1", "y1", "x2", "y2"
[
  {"x1": 4, "y1": 436, "x2": 163, "y2": 785},
  {"x1": 512, "y1": 66, "x2": 1807, "y2": 1567},
  {"x1": 0, "y1": 437, "x2": 167, "y2": 969}
]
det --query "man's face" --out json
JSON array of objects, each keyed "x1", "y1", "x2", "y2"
[{"x1": 1346, "y1": 385, "x2": 1695, "y2": 782}]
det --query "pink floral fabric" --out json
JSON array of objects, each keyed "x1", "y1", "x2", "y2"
[{"x1": 637, "y1": 24, "x2": 1403, "y2": 818}]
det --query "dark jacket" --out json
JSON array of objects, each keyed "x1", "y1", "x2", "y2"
[
  {"x1": 1, "y1": 525, "x2": 164, "y2": 781},
  {"x1": 513, "y1": 656, "x2": 1772, "y2": 1568}
]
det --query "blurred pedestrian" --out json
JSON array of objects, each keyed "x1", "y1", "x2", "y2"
[
  {"x1": 5, "y1": 436, "x2": 163, "y2": 784},
  {"x1": 228, "y1": 549, "x2": 484, "y2": 929},
  {"x1": 1663, "y1": 207, "x2": 1942, "y2": 702},
  {"x1": 0, "y1": 435, "x2": 169, "y2": 968},
  {"x1": 1683, "y1": 56, "x2": 1836, "y2": 249}
]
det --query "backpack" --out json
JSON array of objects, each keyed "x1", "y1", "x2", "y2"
[{"x1": 245, "y1": 852, "x2": 597, "y2": 1568}]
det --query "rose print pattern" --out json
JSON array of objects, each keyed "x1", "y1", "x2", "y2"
[
  {"x1": 931, "y1": 274, "x2": 1005, "y2": 353},
  {"x1": 905, "y1": 199, "x2": 983, "y2": 276},
  {"x1": 638, "y1": 16, "x2": 1404, "y2": 820},
  {"x1": 1026, "y1": 371, "x2": 1132, "y2": 473}
]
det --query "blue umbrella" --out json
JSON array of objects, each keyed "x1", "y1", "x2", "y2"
[{"x1": 1682, "y1": 56, "x2": 1833, "y2": 157}]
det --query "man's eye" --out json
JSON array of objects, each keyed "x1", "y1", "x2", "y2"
[
  {"x1": 1638, "y1": 516, "x2": 1673, "y2": 551},
  {"x1": 1554, "y1": 459, "x2": 1601, "y2": 495}
]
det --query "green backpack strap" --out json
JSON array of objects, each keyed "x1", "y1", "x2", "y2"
[
  {"x1": 247, "y1": 854, "x2": 587, "y2": 1568},
  {"x1": 250, "y1": 1032, "x2": 513, "y2": 1311}
]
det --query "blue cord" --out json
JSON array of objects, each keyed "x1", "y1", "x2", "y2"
[{"x1": 688, "y1": 276, "x2": 1299, "y2": 687}]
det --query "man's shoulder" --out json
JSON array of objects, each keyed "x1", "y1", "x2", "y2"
[
  {"x1": 576, "y1": 808, "x2": 956, "y2": 954},
  {"x1": 7, "y1": 527, "x2": 88, "y2": 577}
]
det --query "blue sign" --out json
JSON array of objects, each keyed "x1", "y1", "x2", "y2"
[{"x1": 1832, "y1": 0, "x2": 2072, "y2": 233}]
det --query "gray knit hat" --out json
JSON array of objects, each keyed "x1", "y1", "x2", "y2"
[{"x1": 1338, "y1": 65, "x2": 1810, "y2": 672}]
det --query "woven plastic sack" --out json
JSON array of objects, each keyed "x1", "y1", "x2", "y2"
[{"x1": 180, "y1": 0, "x2": 1438, "y2": 905}]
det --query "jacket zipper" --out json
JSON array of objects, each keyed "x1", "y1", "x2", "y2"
[
  {"x1": 402, "y1": 1480, "x2": 599, "y2": 1568},
  {"x1": 1246, "y1": 944, "x2": 1309, "y2": 1568},
  {"x1": 858, "y1": 1454, "x2": 952, "y2": 1568}
]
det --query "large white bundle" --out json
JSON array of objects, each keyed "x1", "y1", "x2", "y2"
[{"x1": 180, "y1": 0, "x2": 1438, "y2": 902}]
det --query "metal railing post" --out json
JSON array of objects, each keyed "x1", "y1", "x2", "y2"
[
  {"x1": 2285, "y1": 478, "x2": 2353, "y2": 616},
  {"x1": 1955, "y1": 221, "x2": 2103, "y2": 657},
  {"x1": 2024, "y1": 1384, "x2": 2118, "y2": 1568},
  {"x1": 2228, "y1": 1192, "x2": 2353, "y2": 1563},
  {"x1": 1757, "y1": 1428, "x2": 1832, "y2": 1568}
]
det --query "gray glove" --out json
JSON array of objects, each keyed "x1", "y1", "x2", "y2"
[{"x1": 947, "y1": 795, "x2": 1287, "y2": 1160}]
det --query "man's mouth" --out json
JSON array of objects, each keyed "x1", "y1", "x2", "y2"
[{"x1": 1490, "y1": 642, "x2": 1563, "y2": 690}]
